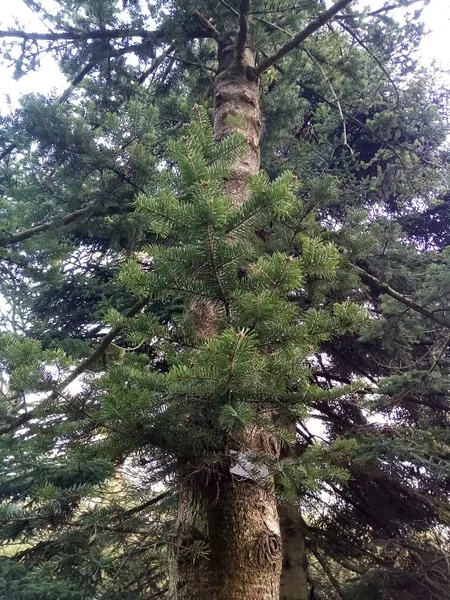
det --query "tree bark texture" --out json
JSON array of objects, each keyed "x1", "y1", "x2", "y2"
[
  {"x1": 190, "y1": 39, "x2": 262, "y2": 338},
  {"x1": 214, "y1": 36, "x2": 261, "y2": 205},
  {"x1": 279, "y1": 505, "x2": 309, "y2": 600},
  {"x1": 173, "y1": 43, "x2": 282, "y2": 600},
  {"x1": 173, "y1": 472, "x2": 282, "y2": 600}
]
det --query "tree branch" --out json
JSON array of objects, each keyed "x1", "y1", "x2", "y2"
[
  {"x1": 54, "y1": 296, "x2": 149, "y2": 392},
  {"x1": 299, "y1": 82, "x2": 420, "y2": 194},
  {"x1": 355, "y1": 266, "x2": 450, "y2": 330},
  {"x1": 236, "y1": 0, "x2": 251, "y2": 68},
  {"x1": 137, "y1": 44, "x2": 176, "y2": 84},
  {"x1": 255, "y1": 0, "x2": 355, "y2": 75},
  {"x1": 309, "y1": 543, "x2": 345, "y2": 599},
  {"x1": 58, "y1": 61, "x2": 97, "y2": 104},
  {"x1": 120, "y1": 491, "x2": 169, "y2": 519},
  {"x1": 336, "y1": 19, "x2": 400, "y2": 106},
  {"x1": 0, "y1": 203, "x2": 135, "y2": 248},
  {"x1": 0, "y1": 296, "x2": 148, "y2": 435},
  {"x1": 192, "y1": 11, "x2": 220, "y2": 39},
  {"x1": 303, "y1": 46, "x2": 353, "y2": 154},
  {"x1": 363, "y1": 0, "x2": 424, "y2": 18},
  {"x1": 0, "y1": 28, "x2": 153, "y2": 42}
]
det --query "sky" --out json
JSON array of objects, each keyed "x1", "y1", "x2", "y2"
[{"x1": 0, "y1": 0, "x2": 449, "y2": 114}]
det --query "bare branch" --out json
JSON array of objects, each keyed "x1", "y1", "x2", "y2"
[
  {"x1": 355, "y1": 266, "x2": 450, "y2": 330},
  {"x1": 256, "y1": 0, "x2": 355, "y2": 75},
  {"x1": 0, "y1": 203, "x2": 135, "y2": 248}
]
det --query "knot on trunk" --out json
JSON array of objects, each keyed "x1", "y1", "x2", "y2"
[{"x1": 253, "y1": 532, "x2": 282, "y2": 567}]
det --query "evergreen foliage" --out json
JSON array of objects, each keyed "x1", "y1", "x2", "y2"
[{"x1": 0, "y1": 0, "x2": 450, "y2": 598}]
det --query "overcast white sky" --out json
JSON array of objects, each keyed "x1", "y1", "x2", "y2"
[{"x1": 0, "y1": 0, "x2": 449, "y2": 112}]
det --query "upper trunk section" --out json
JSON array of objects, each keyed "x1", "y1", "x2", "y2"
[
  {"x1": 190, "y1": 40, "x2": 261, "y2": 337},
  {"x1": 172, "y1": 40, "x2": 282, "y2": 600},
  {"x1": 214, "y1": 37, "x2": 261, "y2": 205}
]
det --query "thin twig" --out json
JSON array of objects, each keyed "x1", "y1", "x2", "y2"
[
  {"x1": 337, "y1": 19, "x2": 400, "y2": 106},
  {"x1": 167, "y1": 54, "x2": 216, "y2": 72},
  {"x1": 303, "y1": 46, "x2": 353, "y2": 154},
  {"x1": 299, "y1": 83, "x2": 420, "y2": 194}
]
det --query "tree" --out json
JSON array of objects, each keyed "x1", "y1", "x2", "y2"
[{"x1": 1, "y1": 0, "x2": 450, "y2": 599}]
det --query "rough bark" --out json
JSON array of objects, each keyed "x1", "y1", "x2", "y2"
[
  {"x1": 278, "y1": 415, "x2": 310, "y2": 600},
  {"x1": 174, "y1": 472, "x2": 282, "y2": 600},
  {"x1": 188, "y1": 37, "x2": 262, "y2": 336},
  {"x1": 173, "y1": 41, "x2": 282, "y2": 600},
  {"x1": 214, "y1": 36, "x2": 261, "y2": 205},
  {"x1": 279, "y1": 505, "x2": 309, "y2": 600}
]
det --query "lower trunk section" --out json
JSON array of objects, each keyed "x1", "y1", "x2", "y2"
[
  {"x1": 279, "y1": 505, "x2": 309, "y2": 600},
  {"x1": 172, "y1": 472, "x2": 282, "y2": 600}
]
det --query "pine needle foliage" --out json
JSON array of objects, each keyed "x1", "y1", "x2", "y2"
[
  {"x1": 1, "y1": 1, "x2": 450, "y2": 593},
  {"x1": 0, "y1": 107, "x2": 370, "y2": 599},
  {"x1": 108, "y1": 107, "x2": 367, "y2": 468}
]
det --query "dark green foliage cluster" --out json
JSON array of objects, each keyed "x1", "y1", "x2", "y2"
[{"x1": 99, "y1": 108, "x2": 367, "y2": 465}]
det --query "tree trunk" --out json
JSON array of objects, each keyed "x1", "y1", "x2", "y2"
[
  {"x1": 279, "y1": 505, "x2": 309, "y2": 600},
  {"x1": 173, "y1": 472, "x2": 282, "y2": 600},
  {"x1": 172, "y1": 42, "x2": 282, "y2": 600},
  {"x1": 214, "y1": 36, "x2": 261, "y2": 205},
  {"x1": 278, "y1": 415, "x2": 309, "y2": 600}
]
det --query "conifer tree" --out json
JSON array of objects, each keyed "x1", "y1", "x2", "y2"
[{"x1": 1, "y1": 1, "x2": 450, "y2": 599}]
